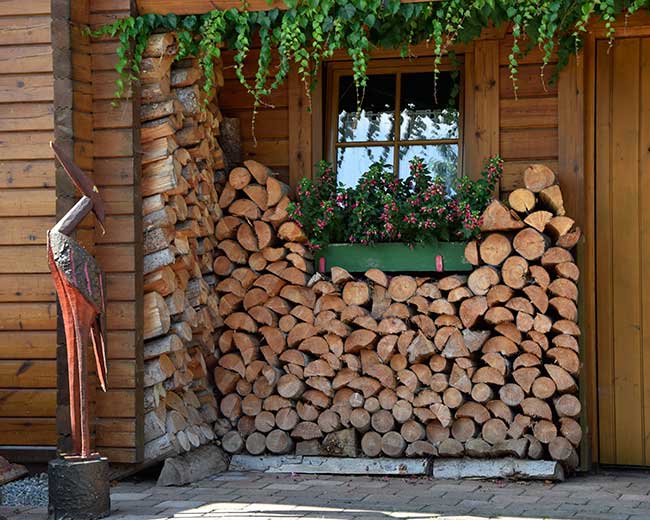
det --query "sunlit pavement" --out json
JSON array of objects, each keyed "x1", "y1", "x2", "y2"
[{"x1": 6, "y1": 469, "x2": 650, "y2": 520}]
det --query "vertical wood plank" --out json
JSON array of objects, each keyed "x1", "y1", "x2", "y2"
[
  {"x1": 465, "y1": 40, "x2": 499, "y2": 182},
  {"x1": 462, "y1": 47, "x2": 475, "y2": 178},
  {"x1": 558, "y1": 50, "x2": 589, "y2": 469},
  {"x1": 288, "y1": 66, "x2": 313, "y2": 187},
  {"x1": 311, "y1": 67, "x2": 323, "y2": 176},
  {"x1": 610, "y1": 37, "x2": 642, "y2": 465},
  {"x1": 640, "y1": 38, "x2": 650, "y2": 465},
  {"x1": 558, "y1": 54, "x2": 584, "y2": 225},
  {"x1": 595, "y1": 39, "x2": 615, "y2": 464},
  {"x1": 582, "y1": 32, "x2": 599, "y2": 467},
  {"x1": 90, "y1": 0, "x2": 143, "y2": 463}
]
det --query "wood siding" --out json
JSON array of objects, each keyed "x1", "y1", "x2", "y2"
[
  {"x1": 0, "y1": 0, "x2": 57, "y2": 456},
  {"x1": 220, "y1": 49, "x2": 292, "y2": 184},
  {"x1": 218, "y1": 36, "x2": 561, "y2": 197},
  {"x1": 498, "y1": 36, "x2": 559, "y2": 197},
  {"x1": 90, "y1": 0, "x2": 144, "y2": 464},
  {"x1": 595, "y1": 37, "x2": 650, "y2": 466}
]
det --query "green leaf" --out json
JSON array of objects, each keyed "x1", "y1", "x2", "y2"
[
  {"x1": 339, "y1": 3, "x2": 356, "y2": 20},
  {"x1": 164, "y1": 13, "x2": 178, "y2": 29},
  {"x1": 182, "y1": 15, "x2": 198, "y2": 30}
]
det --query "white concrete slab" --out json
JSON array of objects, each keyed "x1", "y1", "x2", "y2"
[
  {"x1": 230, "y1": 455, "x2": 430, "y2": 475},
  {"x1": 431, "y1": 457, "x2": 565, "y2": 481}
]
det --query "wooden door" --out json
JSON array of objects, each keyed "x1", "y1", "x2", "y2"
[{"x1": 595, "y1": 37, "x2": 650, "y2": 465}]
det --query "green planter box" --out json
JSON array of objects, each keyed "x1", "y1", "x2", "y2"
[{"x1": 314, "y1": 241, "x2": 471, "y2": 273}]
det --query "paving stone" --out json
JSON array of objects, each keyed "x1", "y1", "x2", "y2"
[
  {"x1": 154, "y1": 500, "x2": 207, "y2": 509},
  {"x1": 110, "y1": 493, "x2": 155, "y2": 501},
  {"x1": 102, "y1": 470, "x2": 650, "y2": 520}
]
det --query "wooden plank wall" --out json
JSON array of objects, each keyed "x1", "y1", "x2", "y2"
[
  {"x1": 595, "y1": 37, "x2": 650, "y2": 466},
  {"x1": 220, "y1": 49, "x2": 291, "y2": 184},
  {"x1": 51, "y1": 0, "x2": 96, "y2": 455},
  {"x1": 89, "y1": 0, "x2": 144, "y2": 464},
  {"x1": 218, "y1": 36, "x2": 562, "y2": 198},
  {"x1": 0, "y1": 0, "x2": 58, "y2": 457},
  {"x1": 498, "y1": 35, "x2": 559, "y2": 197}
]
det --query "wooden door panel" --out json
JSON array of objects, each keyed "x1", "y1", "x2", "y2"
[{"x1": 596, "y1": 37, "x2": 650, "y2": 466}]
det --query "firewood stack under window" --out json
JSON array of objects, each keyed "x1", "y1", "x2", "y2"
[
  {"x1": 211, "y1": 160, "x2": 582, "y2": 471},
  {"x1": 139, "y1": 33, "x2": 226, "y2": 461}
]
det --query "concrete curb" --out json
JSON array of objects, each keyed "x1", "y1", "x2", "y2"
[
  {"x1": 230, "y1": 455, "x2": 430, "y2": 475},
  {"x1": 228, "y1": 455, "x2": 565, "y2": 481}
]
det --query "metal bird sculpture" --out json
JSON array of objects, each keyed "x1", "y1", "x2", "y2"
[{"x1": 47, "y1": 142, "x2": 108, "y2": 459}]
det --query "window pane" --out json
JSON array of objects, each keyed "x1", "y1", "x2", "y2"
[
  {"x1": 398, "y1": 144, "x2": 458, "y2": 186},
  {"x1": 400, "y1": 71, "x2": 459, "y2": 140},
  {"x1": 337, "y1": 146, "x2": 394, "y2": 187},
  {"x1": 337, "y1": 74, "x2": 396, "y2": 142}
]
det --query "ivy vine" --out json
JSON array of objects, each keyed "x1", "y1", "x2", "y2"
[{"x1": 93, "y1": 0, "x2": 650, "y2": 111}]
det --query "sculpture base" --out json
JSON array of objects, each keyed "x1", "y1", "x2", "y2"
[{"x1": 48, "y1": 456, "x2": 110, "y2": 520}]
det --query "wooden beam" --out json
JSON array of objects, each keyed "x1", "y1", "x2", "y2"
[
  {"x1": 464, "y1": 40, "x2": 499, "y2": 182},
  {"x1": 136, "y1": 0, "x2": 436, "y2": 15},
  {"x1": 137, "y1": 0, "x2": 284, "y2": 14},
  {"x1": 287, "y1": 66, "x2": 312, "y2": 187}
]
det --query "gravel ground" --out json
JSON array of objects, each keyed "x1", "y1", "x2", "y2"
[{"x1": 0, "y1": 474, "x2": 48, "y2": 507}]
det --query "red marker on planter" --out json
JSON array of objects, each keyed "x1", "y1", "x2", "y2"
[{"x1": 436, "y1": 255, "x2": 443, "y2": 272}]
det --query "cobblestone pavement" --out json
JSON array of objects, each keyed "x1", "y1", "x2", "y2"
[{"x1": 6, "y1": 469, "x2": 650, "y2": 520}]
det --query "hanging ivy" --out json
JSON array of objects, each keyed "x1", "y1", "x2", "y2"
[{"x1": 92, "y1": 0, "x2": 650, "y2": 108}]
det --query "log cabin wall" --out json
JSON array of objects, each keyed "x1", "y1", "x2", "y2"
[
  {"x1": 52, "y1": 0, "x2": 96, "y2": 455},
  {"x1": 89, "y1": 0, "x2": 144, "y2": 464},
  {"x1": 0, "y1": 1, "x2": 588, "y2": 465},
  {"x1": 0, "y1": 0, "x2": 143, "y2": 464},
  {"x1": 220, "y1": 50, "x2": 291, "y2": 185},
  {"x1": 0, "y1": 0, "x2": 58, "y2": 461}
]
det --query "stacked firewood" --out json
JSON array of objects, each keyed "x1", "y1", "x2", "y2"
[
  {"x1": 212, "y1": 162, "x2": 581, "y2": 470},
  {"x1": 139, "y1": 33, "x2": 226, "y2": 461}
]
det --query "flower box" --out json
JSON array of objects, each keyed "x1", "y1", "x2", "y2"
[{"x1": 314, "y1": 241, "x2": 471, "y2": 274}]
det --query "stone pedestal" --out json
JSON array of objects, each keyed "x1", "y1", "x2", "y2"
[{"x1": 48, "y1": 457, "x2": 110, "y2": 520}]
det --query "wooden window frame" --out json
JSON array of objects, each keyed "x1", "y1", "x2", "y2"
[{"x1": 324, "y1": 57, "x2": 464, "y2": 181}]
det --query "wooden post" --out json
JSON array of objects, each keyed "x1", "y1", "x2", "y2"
[
  {"x1": 288, "y1": 66, "x2": 313, "y2": 188},
  {"x1": 464, "y1": 39, "x2": 499, "y2": 184}
]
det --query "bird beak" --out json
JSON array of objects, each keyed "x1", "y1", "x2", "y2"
[{"x1": 50, "y1": 141, "x2": 107, "y2": 232}]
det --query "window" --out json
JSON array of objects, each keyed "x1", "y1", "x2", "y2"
[{"x1": 326, "y1": 60, "x2": 462, "y2": 187}]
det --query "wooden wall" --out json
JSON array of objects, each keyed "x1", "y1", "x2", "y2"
[
  {"x1": 498, "y1": 37, "x2": 559, "y2": 198},
  {"x1": 89, "y1": 0, "x2": 144, "y2": 464},
  {"x1": 218, "y1": 35, "x2": 563, "y2": 199},
  {"x1": 0, "y1": 0, "x2": 58, "y2": 459},
  {"x1": 220, "y1": 50, "x2": 291, "y2": 184},
  {"x1": 0, "y1": 0, "x2": 143, "y2": 463}
]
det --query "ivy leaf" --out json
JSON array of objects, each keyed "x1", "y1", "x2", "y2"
[
  {"x1": 267, "y1": 8, "x2": 280, "y2": 23},
  {"x1": 164, "y1": 13, "x2": 178, "y2": 29},
  {"x1": 182, "y1": 15, "x2": 197, "y2": 31},
  {"x1": 339, "y1": 4, "x2": 356, "y2": 20},
  {"x1": 364, "y1": 13, "x2": 376, "y2": 27},
  {"x1": 144, "y1": 14, "x2": 157, "y2": 29}
]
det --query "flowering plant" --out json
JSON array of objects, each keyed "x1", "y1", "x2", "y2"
[{"x1": 288, "y1": 156, "x2": 502, "y2": 249}]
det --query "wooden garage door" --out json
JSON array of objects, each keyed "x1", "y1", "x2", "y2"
[{"x1": 596, "y1": 37, "x2": 650, "y2": 466}]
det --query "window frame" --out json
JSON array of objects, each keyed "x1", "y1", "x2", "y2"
[{"x1": 325, "y1": 57, "x2": 465, "y2": 182}]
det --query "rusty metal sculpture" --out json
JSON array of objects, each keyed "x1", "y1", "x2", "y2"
[{"x1": 48, "y1": 142, "x2": 108, "y2": 459}]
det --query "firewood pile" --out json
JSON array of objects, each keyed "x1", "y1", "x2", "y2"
[
  {"x1": 212, "y1": 161, "x2": 582, "y2": 471},
  {"x1": 139, "y1": 33, "x2": 227, "y2": 461}
]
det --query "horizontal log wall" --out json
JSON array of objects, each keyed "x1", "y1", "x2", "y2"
[
  {"x1": 89, "y1": 0, "x2": 144, "y2": 464},
  {"x1": 498, "y1": 35, "x2": 560, "y2": 197},
  {"x1": 220, "y1": 49, "x2": 291, "y2": 185},
  {"x1": 0, "y1": 0, "x2": 57, "y2": 458}
]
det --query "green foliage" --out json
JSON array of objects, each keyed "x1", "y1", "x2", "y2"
[
  {"x1": 93, "y1": 1, "x2": 650, "y2": 110},
  {"x1": 287, "y1": 156, "x2": 502, "y2": 249}
]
